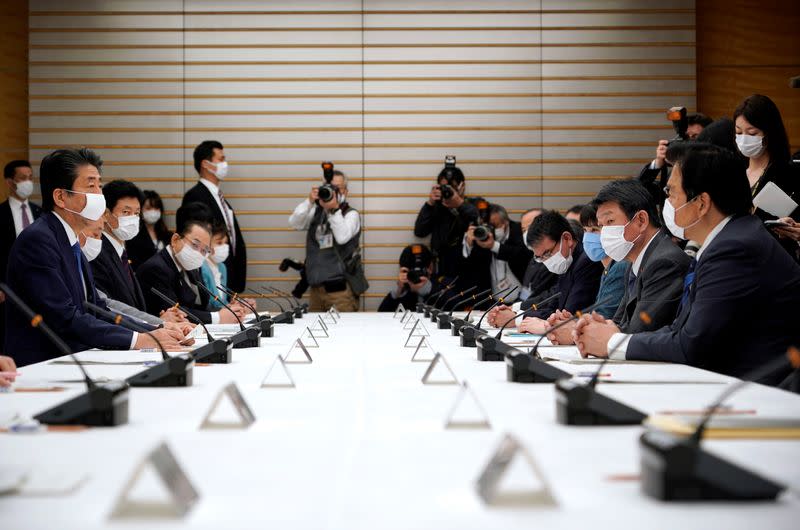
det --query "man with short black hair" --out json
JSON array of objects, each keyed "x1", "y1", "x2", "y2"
[
  {"x1": 575, "y1": 143, "x2": 800, "y2": 385},
  {"x1": 378, "y1": 244, "x2": 442, "y2": 312},
  {"x1": 565, "y1": 204, "x2": 584, "y2": 222},
  {"x1": 91, "y1": 179, "x2": 148, "y2": 312},
  {"x1": 5, "y1": 149, "x2": 185, "y2": 366},
  {"x1": 182, "y1": 141, "x2": 247, "y2": 292},
  {"x1": 517, "y1": 208, "x2": 557, "y2": 305}
]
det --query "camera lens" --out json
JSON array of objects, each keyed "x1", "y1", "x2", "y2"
[
  {"x1": 318, "y1": 184, "x2": 334, "y2": 202},
  {"x1": 440, "y1": 184, "x2": 454, "y2": 201},
  {"x1": 473, "y1": 225, "x2": 491, "y2": 242}
]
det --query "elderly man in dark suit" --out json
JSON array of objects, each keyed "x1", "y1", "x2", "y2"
[
  {"x1": 575, "y1": 143, "x2": 800, "y2": 385},
  {"x1": 1, "y1": 160, "x2": 42, "y2": 347},
  {"x1": 4, "y1": 149, "x2": 184, "y2": 366},
  {"x1": 182, "y1": 141, "x2": 247, "y2": 293}
]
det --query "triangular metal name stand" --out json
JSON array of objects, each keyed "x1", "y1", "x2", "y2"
[
  {"x1": 410, "y1": 337, "x2": 434, "y2": 362},
  {"x1": 421, "y1": 353, "x2": 459, "y2": 385},
  {"x1": 400, "y1": 309, "x2": 415, "y2": 324},
  {"x1": 403, "y1": 315, "x2": 420, "y2": 330},
  {"x1": 475, "y1": 433, "x2": 557, "y2": 507},
  {"x1": 445, "y1": 381, "x2": 492, "y2": 429},
  {"x1": 285, "y1": 338, "x2": 313, "y2": 364},
  {"x1": 393, "y1": 304, "x2": 406, "y2": 319},
  {"x1": 199, "y1": 382, "x2": 256, "y2": 430},
  {"x1": 323, "y1": 308, "x2": 338, "y2": 325},
  {"x1": 261, "y1": 355, "x2": 296, "y2": 388},
  {"x1": 404, "y1": 320, "x2": 430, "y2": 347},
  {"x1": 310, "y1": 316, "x2": 329, "y2": 337},
  {"x1": 330, "y1": 305, "x2": 341, "y2": 318},
  {"x1": 109, "y1": 441, "x2": 199, "y2": 519},
  {"x1": 301, "y1": 327, "x2": 321, "y2": 347}
]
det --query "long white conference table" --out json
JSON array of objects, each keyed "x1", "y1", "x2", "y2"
[{"x1": 1, "y1": 311, "x2": 799, "y2": 529}]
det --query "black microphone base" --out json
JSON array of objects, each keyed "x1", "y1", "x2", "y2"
[
  {"x1": 34, "y1": 380, "x2": 130, "y2": 427},
  {"x1": 459, "y1": 325, "x2": 485, "y2": 348},
  {"x1": 437, "y1": 313, "x2": 452, "y2": 330},
  {"x1": 555, "y1": 379, "x2": 647, "y2": 425},
  {"x1": 423, "y1": 306, "x2": 432, "y2": 318},
  {"x1": 450, "y1": 318, "x2": 469, "y2": 336},
  {"x1": 429, "y1": 309, "x2": 441, "y2": 323},
  {"x1": 475, "y1": 336, "x2": 510, "y2": 362},
  {"x1": 127, "y1": 355, "x2": 194, "y2": 387},
  {"x1": 505, "y1": 352, "x2": 572, "y2": 383},
  {"x1": 416, "y1": 302, "x2": 425, "y2": 313},
  {"x1": 192, "y1": 339, "x2": 233, "y2": 364},
  {"x1": 231, "y1": 326, "x2": 261, "y2": 349},
  {"x1": 300, "y1": 302, "x2": 309, "y2": 314},
  {"x1": 271, "y1": 311, "x2": 294, "y2": 324},
  {"x1": 293, "y1": 306, "x2": 304, "y2": 319},
  {"x1": 257, "y1": 318, "x2": 274, "y2": 337},
  {"x1": 639, "y1": 430, "x2": 785, "y2": 501}
]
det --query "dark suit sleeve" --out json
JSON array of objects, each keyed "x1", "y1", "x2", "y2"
[
  {"x1": 378, "y1": 289, "x2": 416, "y2": 313},
  {"x1": 624, "y1": 252, "x2": 689, "y2": 333},
  {"x1": 626, "y1": 241, "x2": 757, "y2": 365},
  {"x1": 414, "y1": 202, "x2": 436, "y2": 238},
  {"x1": 140, "y1": 262, "x2": 214, "y2": 324},
  {"x1": 90, "y1": 251, "x2": 114, "y2": 300},
  {"x1": 12, "y1": 228, "x2": 133, "y2": 349}
]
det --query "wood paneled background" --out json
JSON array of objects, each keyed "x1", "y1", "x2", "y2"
[{"x1": 0, "y1": 0, "x2": 29, "y2": 203}]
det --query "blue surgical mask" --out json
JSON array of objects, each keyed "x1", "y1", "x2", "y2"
[{"x1": 582, "y1": 232, "x2": 607, "y2": 262}]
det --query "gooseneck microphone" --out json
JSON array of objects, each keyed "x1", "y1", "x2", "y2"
[
  {"x1": 450, "y1": 286, "x2": 507, "y2": 336},
  {"x1": 216, "y1": 285, "x2": 274, "y2": 337},
  {"x1": 251, "y1": 287, "x2": 296, "y2": 324},
  {"x1": 529, "y1": 296, "x2": 614, "y2": 361},
  {"x1": 84, "y1": 301, "x2": 194, "y2": 387},
  {"x1": 263, "y1": 285, "x2": 304, "y2": 317},
  {"x1": 475, "y1": 307, "x2": 529, "y2": 362},
  {"x1": 463, "y1": 286, "x2": 514, "y2": 324},
  {"x1": 271, "y1": 285, "x2": 309, "y2": 313},
  {"x1": 639, "y1": 348, "x2": 799, "y2": 501},
  {"x1": 149, "y1": 287, "x2": 233, "y2": 362},
  {"x1": 450, "y1": 287, "x2": 492, "y2": 317},
  {"x1": 0, "y1": 283, "x2": 129, "y2": 427},
  {"x1": 423, "y1": 276, "x2": 459, "y2": 317},
  {"x1": 436, "y1": 286, "x2": 477, "y2": 329},
  {"x1": 194, "y1": 282, "x2": 261, "y2": 348}
]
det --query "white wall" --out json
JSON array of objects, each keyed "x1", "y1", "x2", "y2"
[{"x1": 28, "y1": 0, "x2": 696, "y2": 309}]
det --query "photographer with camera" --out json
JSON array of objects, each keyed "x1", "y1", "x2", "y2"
[
  {"x1": 378, "y1": 244, "x2": 443, "y2": 312},
  {"x1": 637, "y1": 109, "x2": 712, "y2": 205},
  {"x1": 288, "y1": 162, "x2": 364, "y2": 312},
  {"x1": 413, "y1": 156, "x2": 480, "y2": 279},
  {"x1": 462, "y1": 202, "x2": 528, "y2": 305}
]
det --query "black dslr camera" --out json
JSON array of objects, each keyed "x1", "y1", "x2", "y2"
[
  {"x1": 406, "y1": 244, "x2": 428, "y2": 284},
  {"x1": 667, "y1": 106, "x2": 688, "y2": 145},
  {"x1": 472, "y1": 199, "x2": 494, "y2": 242},
  {"x1": 438, "y1": 155, "x2": 458, "y2": 201},
  {"x1": 318, "y1": 161, "x2": 338, "y2": 202}
]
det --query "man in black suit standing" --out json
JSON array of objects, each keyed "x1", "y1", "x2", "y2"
[
  {"x1": 1, "y1": 160, "x2": 42, "y2": 348},
  {"x1": 91, "y1": 180, "x2": 148, "y2": 313},
  {"x1": 575, "y1": 143, "x2": 800, "y2": 385},
  {"x1": 182, "y1": 141, "x2": 247, "y2": 292}
]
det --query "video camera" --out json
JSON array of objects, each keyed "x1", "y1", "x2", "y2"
[
  {"x1": 667, "y1": 106, "x2": 688, "y2": 144},
  {"x1": 472, "y1": 199, "x2": 494, "y2": 242},
  {"x1": 438, "y1": 155, "x2": 459, "y2": 201},
  {"x1": 318, "y1": 161, "x2": 338, "y2": 202}
]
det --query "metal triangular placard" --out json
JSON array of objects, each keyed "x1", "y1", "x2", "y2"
[
  {"x1": 310, "y1": 316, "x2": 329, "y2": 336},
  {"x1": 403, "y1": 315, "x2": 419, "y2": 330},
  {"x1": 393, "y1": 304, "x2": 407, "y2": 319},
  {"x1": 410, "y1": 336, "x2": 434, "y2": 361},
  {"x1": 285, "y1": 338, "x2": 313, "y2": 364},
  {"x1": 399, "y1": 310, "x2": 413, "y2": 324},
  {"x1": 475, "y1": 433, "x2": 557, "y2": 507},
  {"x1": 109, "y1": 441, "x2": 199, "y2": 519},
  {"x1": 261, "y1": 355, "x2": 296, "y2": 388},
  {"x1": 301, "y1": 327, "x2": 321, "y2": 347},
  {"x1": 445, "y1": 381, "x2": 492, "y2": 429},
  {"x1": 421, "y1": 353, "x2": 459, "y2": 385},
  {"x1": 323, "y1": 308, "x2": 338, "y2": 325},
  {"x1": 330, "y1": 305, "x2": 341, "y2": 318},
  {"x1": 199, "y1": 382, "x2": 256, "y2": 430}
]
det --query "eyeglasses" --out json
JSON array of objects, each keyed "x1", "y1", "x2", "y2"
[
  {"x1": 533, "y1": 239, "x2": 560, "y2": 263},
  {"x1": 182, "y1": 236, "x2": 212, "y2": 257}
]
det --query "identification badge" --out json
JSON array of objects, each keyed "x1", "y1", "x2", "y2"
[{"x1": 316, "y1": 224, "x2": 333, "y2": 249}]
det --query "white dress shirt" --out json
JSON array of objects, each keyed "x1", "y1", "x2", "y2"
[
  {"x1": 8, "y1": 196, "x2": 31, "y2": 236},
  {"x1": 288, "y1": 199, "x2": 361, "y2": 244},
  {"x1": 199, "y1": 178, "x2": 234, "y2": 234},
  {"x1": 606, "y1": 216, "x2": 734, "y2": 360},
  {"x1": 53, "y1": 212, "x2": 138, "y2": 348},
  {"x1": 167, "y1": 246, "x2": 220, "y2": 324},
  {"x1": 104, "y1": 232, "x2": 125, "y2": 258},
  {"x1": 462, "y1": 227, "x2": 522, "y2": 303}
]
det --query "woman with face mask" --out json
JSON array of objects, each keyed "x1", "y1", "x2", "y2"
[
  {"x1": 201, "y1": 221, "x2": 231, "y2": 310},
  {"x1": 733, "y1": 94, "x2": 800, "y2": 260},
  {"x1": 127, "y1": 190, "x2": 173, "y2": 271}
]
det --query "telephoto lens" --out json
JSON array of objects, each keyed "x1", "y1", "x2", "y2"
[
  {"x1": 473, "y1": 224, "x2": 493, "y2": 242},
  {"x1": 318, "y1": 183, "x2": 336, "y2": 202},
  {"x1": 439, "y1": 184, "x2": 455, "y2": 201},
  {"x1": 406, "y1": 267, "x2": 427, "y2": 284}
]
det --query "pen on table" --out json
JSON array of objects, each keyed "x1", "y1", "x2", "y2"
[
  {"x1": 0, "y1": 371, "x2": 21, "y2": 378},
  {"x1": 577, "y1": 372, "x2": 610, "y2": 378}
]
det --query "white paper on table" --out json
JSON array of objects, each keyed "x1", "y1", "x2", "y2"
[{"x1": 753, "y1": 181, "x2": 798, "y2": 217}]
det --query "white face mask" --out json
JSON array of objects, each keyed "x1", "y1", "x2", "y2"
[
  {"x1": 142, "y1": 209, "x2": 161, "y2": 225},
  {"x1": 600, "y1": 220, "x2": 640, "y2": 262},
  {"x1": 495, "y1": 225, "x2": 507, "y2": 242},
  {"x1": 736, "y1": 134, "x2": 766, "y2": 158},
  {"x1": 662, "y1": 198, "x2": 700, "y2": 240},
  {"x1": 211, "y1": 244, "x2": 229, "y2": 264},
  {"x1": 543, "y1": 238, "x2": 573, "y2": 275},
  {"x1": 111, "y1": 214, "x2": 140, "y2": 241},
  {"x1": 15, "y1": 180, "x2": 34, "y2": 200},
  {"x1": 176, "y1": 243, "x2": 206, "y2": 271},
  {"x1": 209, "y1": 161, "x2": 229, "y2": 179},
  {"x1": 81, "y1": 235, "x2": 103, "y2": 262},
  {"x1": 63, "y1": 190, "x2": 107, "y2": 221}
]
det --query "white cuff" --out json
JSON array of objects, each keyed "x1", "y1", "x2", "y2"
[
  {"x1": 130, "y1": 332, "x2": 139, "y2": 349},
  {"x1": 650, "y1": 160, "x2": 659, "y2": 170},
  {"x1": 491, "y1": 241, "x2": 501, "y2": 254},
  {"x1": 607, "y1": 333, "x2": 631, "y2": 360},
  {"x1": 211, "y1": 311, "x2": 220, "y2": 324},
  {"x1": 511, "y1": 301, "x2": 522, "y2": 312},
  {"x1": 462, "y1": 234, "x2": 471, "y2": 258}
]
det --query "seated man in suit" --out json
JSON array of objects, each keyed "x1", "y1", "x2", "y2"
[
  {"x1": 138, "y1": 202, "x2": 247, "y2": 324},
  {"x1": 574, "y1": 143, "x2": 800, "y2": 385},
  {"x1": 1, "y1": 160, "x2": 43, "y2": 346},
  {"x1": 546, "y1": 180, "x2": 689, "y2": 344},
  {"x1": 91, "y1": 179, "x2": 149, "y2": 313},
  {"x1": 462, "y1": 203, "x2": 529, "y2": 306},
  {"x1": 488, "y1": 210, "x2": 603, "y2": 331},
  {"x1": 378, "y1": 244, "x2": 443, "y2": 312},
  {"x1": 4, "y1": 148, "x2": 185, "y2": 366}
]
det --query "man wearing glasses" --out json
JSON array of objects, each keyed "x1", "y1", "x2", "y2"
[{"x1": 138, "y1": 202, "x2": 247, "y2": 324}]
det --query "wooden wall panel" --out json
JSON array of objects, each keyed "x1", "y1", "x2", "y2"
[{"x1": 1, "y1": 0, "x2": 28, "y2": 202}]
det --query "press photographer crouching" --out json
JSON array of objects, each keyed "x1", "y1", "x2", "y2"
[
  {"x1": 462, "y1": 203, "x2": 529, "y2": 306},
  {"x1": 414, "y1": 156, "x2": 480, "y2": 279},
  {"x1": 288, "y1": 162, "x2": 366, "y2": 312},
  {"x1": 378, "y1": 244, "x2": 443, "y2": 312}
]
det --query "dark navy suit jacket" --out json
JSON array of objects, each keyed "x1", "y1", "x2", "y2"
[
  {"x1": 137, "y1": 247, "x2": 214, "y2": 324},
  {"x1": 525, "y1": 241, "x2": 603, "y2": 320},
  {"x1": 90, "y1": 235, "x2": 147, "y2": 312},
  {"x1": 4, "y1": 212, "x2": 133, "y2": 366},
  {"x1": 627, "y1": 215, "x2": 800, "y2": 385}
]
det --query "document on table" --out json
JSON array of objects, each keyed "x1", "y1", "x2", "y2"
[{"x1": 646, "y1": 414, "x2": 800, "y2": 439}]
